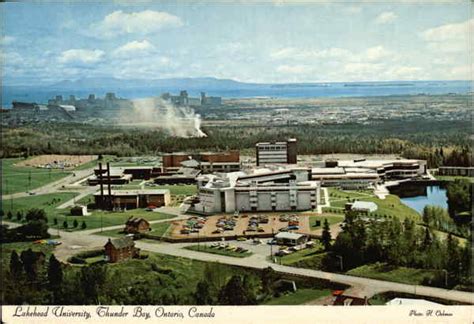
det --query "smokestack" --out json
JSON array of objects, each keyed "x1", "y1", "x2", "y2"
[
  {"x1": 107, "y1": 162, "x2": 112, "y2": 210},
  {"x1": 98, "y1": 163, "x2": 104, "y2": 209}
]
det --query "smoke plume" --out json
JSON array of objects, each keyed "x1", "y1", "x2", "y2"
[{"x1": 119, "y1": 97, "x2": 206, "y2": 138}]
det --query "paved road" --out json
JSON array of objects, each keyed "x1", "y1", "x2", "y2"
[{"x1": 13, "y1": 218, "x2": 468, "y2": 305}]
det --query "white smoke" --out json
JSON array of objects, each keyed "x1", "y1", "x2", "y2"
[{"x1": 119, "y1": 97, "x2": 206, "y2": 138}]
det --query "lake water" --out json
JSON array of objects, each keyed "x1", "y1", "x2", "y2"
[
  {"x1": 389, "y1": 183, "x2": 448, "y2": 214},
  {"x1": 2, "y1": 80, "x2": 471, "y2": 107}
]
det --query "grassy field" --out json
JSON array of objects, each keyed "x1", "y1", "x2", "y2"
[
  {"x1": 149, "y1": 184, "x2": 197, "y2": 196},
  {"x1": 263, "y1": 288, "x2": 331, "y2": 305},
  {"x1": 185, "y1": 245, "x2": 253, "y2": 258},
  {"x1": 2, "y1": 192, "x2": 79, "y2": 216},
  {"x1": 278, "y1": 244, "x2": 325, "y2": 265},
  {"x1": 326, "y1": 188, "x2": 421, "y2": 221},
  {"x1": 2, "y1": 192, "x2": 175, "y2": 231},
  {"x1": 346, "y1": 263, "x2": 440, "y2": 285},
  {"x1": 2, "y1": 158, "x2": 71, "y2": 194},
  {"x1": 309, "y1": 214, "x2": 344, "y2": 229}
]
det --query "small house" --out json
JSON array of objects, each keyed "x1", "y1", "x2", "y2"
[
  {"x1": 347, "y1": 201, "x2": 378, "y2": 213},
  {"x1": 124, "y1": 217, "x2": 150, "y2": 234},
  {"x1": 70, "y1": 205, "x2": 88, "y2": 216},
  {"x1": 104, "y1": 237, "x2": 139, "y2": 263}
]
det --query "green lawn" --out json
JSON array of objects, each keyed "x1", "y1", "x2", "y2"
[
  {"x1": 2, "y1": 192, "x2": 79, "y2": 216},
  {"x1": 327, "y1": 188, "x2": 421, "y2": 221},
  {"x1": 2, "y1": 158, "x2": 71, "y2": 194},
  {"x1": 278, "y1": 244, "x2": 325, "y2": 266},
  {"x1": 346, "y1": 263, "x2": 440, "y2": 285},
  {"x1": 309, "y1": 214, "x2": 344, "y2": 229},
  {"x1": 263, "y1": 288, "x2": 331, "y2": 305},
  {"x1": 2, "y1": 192, "x2": 175, "y2": 231},
  {"x1": 185, "y1": 245, "x2": 253, "y2": 258}
]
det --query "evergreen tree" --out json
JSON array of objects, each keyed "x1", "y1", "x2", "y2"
[
  {"x1": 16, "y1": 211, "x2": 23, "y2": 221},
  {"x1": 218, "y1": 275, "x2": 248, "y2": 305},
  {"x1": 194, "y1": 280, "x2": 213, "y2": 305},
  {"x1": 73, "y1": 219, "x2": 79, "y2": 228},
  {"x1": 81, "y1": 221, "x2": 87, "y2": 230},
  {"x1": 321, "y1": 218, "x2": 332, "y2": 251},
  {"x1": 7, "y1": 211, "x2": 13, "y2": 219},
  {"x1": 48, "y1": 254, "x2": 63, "y2": 289},
  {"x1": 10, "y1": 251, "x2": 23, "y2": 278},
  {"x1": 63, "y1": 221, "x2": 68, "y2": 229}
]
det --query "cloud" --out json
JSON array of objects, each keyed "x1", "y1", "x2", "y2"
[
  {"x1": 374, "y1": 11, "x2": 398, "y2": 24},
  {"x1": 365, "y1": 46, "x2": 393, "y2": 62},
  {"x1": 89, "y1": 10, "x2": 183, "y2": 38},
  {"x1": 58, "y1": 49, "x2": 105, "y2": 65},
  {"x1": 1, "y1": 36, "x2": 15, "y2": 45},
  {"x1": 421, "y1": 18, "x2": 473, "y2": 42},
  {"x1": 271, "y1": 47, "x2": 352, "y2": 61},
  {"x1": 421, "y1": 18, "x2": 472, "y2": 55},
  {"x1": 276, "y1": 65, "x2": 309, "y2": 74},
  {"x1": 113, "y1": 40, "x2": 155, "y2": 57}
]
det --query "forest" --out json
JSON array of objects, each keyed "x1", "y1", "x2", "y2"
[{"x1": 1, "y1": 119, "x2": 472, "y2": 168}]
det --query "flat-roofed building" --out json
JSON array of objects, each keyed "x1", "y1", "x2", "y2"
[
  {"x1": 275, "y1": 232, "x2": 308, "y2": 246},
  {"x1": 329, "y1": 159, "x2": 427, "y2": 180},
  {"x1": 94, "y1": 189, "x2": 171, "y2": 210},
  {"x1": 311, "y1": 167, "x2": 379, "y2": 189},
  {"x1": 438, "y1": 166, "x2": 474, "y2": 177},
  {"x1": 256, "y1": 138, "x2": 297, "y2": 166},
  {"x1": 193, "y1": 168, "x2": 320, "y2": 214}
]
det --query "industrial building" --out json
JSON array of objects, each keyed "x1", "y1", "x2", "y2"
[
  {"x1": 161, "y1": 91, "x2": 222, "y2": 107},
  {"x1": 256, "y1": 138, "x2": 297, "y2": 166},
  {"x1": 335, "y1": 159, "x2": 427, "y2": 179},
  {"x1": 93, "y1": 189, "x2": 171, "y2": 210},
  {"x1": 153, "y1": 167, "x2": 201, "y2": 185},
  {"x1": 311, "y1": 167, "x2": 379, "y2": 189},
  {"x1": 193, "y1": 168, "x2": 320, "y2": 214}
]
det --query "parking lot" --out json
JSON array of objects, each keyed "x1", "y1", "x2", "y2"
[{"x1": 168, "y1": 213, "x2": 315, "y2": 240}]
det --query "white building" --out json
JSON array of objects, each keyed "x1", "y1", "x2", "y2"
[
  {"x1": 350, "y1": 201, "x2": 378, "y2": 213},
  {"x1": 194, "y1": 168, "x2": 320, "y2": 214}
]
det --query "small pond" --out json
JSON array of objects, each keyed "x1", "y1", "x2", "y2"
[{"x1": 388, "y1": 182, "x2": 448, "y2": 214}]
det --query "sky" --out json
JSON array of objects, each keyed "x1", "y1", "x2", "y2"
[{"x1": 1, "y1": 1, "x2": 472, "y2": 85}]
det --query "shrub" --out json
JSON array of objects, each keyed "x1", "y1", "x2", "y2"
[
  {"x1": 63, "y1": 221, "x2": 68, "y2": 229},
  {"x1": 16, "y1": 212, "x2": 23, "y2": 221},
  {"x1": 73, "y1": 219, "x2": 78, "y2": 228},
  {"x1": 7, "y1": 211, "x2": 13, "y2": 219},
  {"x1": 81, "y1": 221, "x2": 87, "y2": 230}
]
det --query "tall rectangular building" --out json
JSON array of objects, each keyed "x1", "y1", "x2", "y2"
[{"x1": 255, "y1": 138, "x2": 297, "y2": 166}]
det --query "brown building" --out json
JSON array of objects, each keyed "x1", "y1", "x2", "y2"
[
  {"x1": 162, "y1": 151, "x2": 240, "y2": 171},
  {"x1": 104, "y1": 237, "x2": 139, "y2": 263},
  {"x1": 94, "y1": 189, "x2": 171, "y2": 210},
  {"x1": 124, "y1": 217, "x2": 151, "y2": 234}
]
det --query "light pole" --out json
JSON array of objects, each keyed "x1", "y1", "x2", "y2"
[
  {"x1": 336, "y1": 255, "x2": 343, "y2": 271},
  {"x1": 442, "y1": 269, "x2": 448, "y2": 287}
]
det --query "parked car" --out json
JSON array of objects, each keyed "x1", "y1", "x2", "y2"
[{"x1": 237, "y1": 237, "x2": 247, "y2": 241}]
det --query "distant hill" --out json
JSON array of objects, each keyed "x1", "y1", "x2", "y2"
[{"x1": 49, "y1": 77, "x2": 260, "y2": 91}]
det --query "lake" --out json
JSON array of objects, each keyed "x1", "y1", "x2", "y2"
[{"x1": 388, "y1": 183, "x2": 448, "y2": 214}]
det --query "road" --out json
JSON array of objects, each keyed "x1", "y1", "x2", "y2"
[
  {"x1": 6, "y1": 219, "x2": 468, "y2": 305},
  {"x1": 1, "y1": 168, "x2": 95, "y2": 200}
]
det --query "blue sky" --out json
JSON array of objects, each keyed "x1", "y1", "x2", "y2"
[{"x1": 1, "y1": 1, "x2": 472, "y2": 85}]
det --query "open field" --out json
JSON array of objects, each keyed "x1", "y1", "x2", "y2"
[
  {"x1": 278, "y1": 244, "x2": 325, "y2": 266},
  {"x1": 185, "y1": 244, "x2": 253, "y2": 258},
  {"x1": 309, "y1": 214, "x2": 344, "y2": 229},
  {"x1": 2, "y1": 192, "x2": 175, "y2": 231},
  {"x1": 2, "y1": 158, "x2": 72, "y2": 194},
  {"x1": 263, "y1": 288, "x2": 332, "y2": 305},
  {"x1": 346, "y1": 263, "x2": 442, "y2": 286},
  {"x1": 15, "y1": 154, "x2": 97, "y2": 169},
  {"x1": 95, "y1": 221, "x2": 172, "y2": 239}
]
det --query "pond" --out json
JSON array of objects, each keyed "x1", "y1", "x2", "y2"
[{"x1": 388, "y1": 182, "x2": 448, "y2": 214}]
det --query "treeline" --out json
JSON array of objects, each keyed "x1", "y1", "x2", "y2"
[
  {"x1": 422, "y1": 206, "x2": 470, "y2": 238},
  {"x1": 2, "y1": 120, "x2": 472, "y2": 167},
  {"x1": 330, "y1": 211, "x2": 472, "y2": 290},
  {"x1": 446, "y1": 179, "x2": 472, "y2": 220},
  {"x1": 2, "y1": 254, "x2": 343, "y2": 305},
  {"x1": 1, "y1": 209, "x2": 50, "y2": 243}
]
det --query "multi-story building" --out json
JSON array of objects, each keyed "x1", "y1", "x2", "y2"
[
  {"x1": 162, "y1": 151, "x2": 241, "y2": 173},
  {"x1": 194, "y1": 168, "x2": 320, "y2": 214},
  {"x1": 256, "y1": 138, "x2": 297, "y2": 166}
]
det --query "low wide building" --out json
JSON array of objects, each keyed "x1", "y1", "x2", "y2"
[{"x1": 94, "y1": 189, "x2": 171, "y2": 210}]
